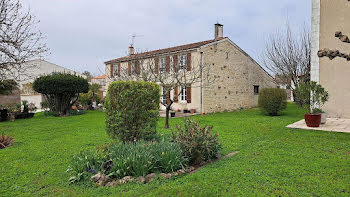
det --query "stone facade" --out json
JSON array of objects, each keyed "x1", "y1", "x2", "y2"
[
  {"x1": 200, "y1": 40, "x2": 276, "y2": 113},
  {"x1": 105, "y1": 38, "x2": 276, "y2": 114}
]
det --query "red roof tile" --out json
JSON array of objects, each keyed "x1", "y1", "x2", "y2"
[
  {"x1": 92, "y1": 75, "x2": 106, "y2": 79},
  {"x1": 105, "y1": 37, "x2": 226, "y2": 64}
]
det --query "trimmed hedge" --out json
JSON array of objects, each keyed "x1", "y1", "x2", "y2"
[
  {"x1": 105, "y1": 81, "x2": 160, "y2": 142},
  {"x1": 33, "y1": 73, "x2": 89, "y2": 115},
  {"x1": 258, "y1": 88, "x2": 287, "y2": 116}
]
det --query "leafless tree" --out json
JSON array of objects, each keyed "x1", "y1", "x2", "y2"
[
  {"x1": 262, "y1": 22, "x2": 311, "y2": 91},
  {"x1": 0, "y1": 0, "x2": 48, "y2": 82},
  {"x1": 109, "y1": 54, "x2": 213, "y2": 129}
]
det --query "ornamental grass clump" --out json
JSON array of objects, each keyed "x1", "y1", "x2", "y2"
[
  {"x1": 172, "y1": 119, "x2": 221, "y2": 165},
  {"x1": 67, "y1": 141, "x2": 188, "y2": 183}
]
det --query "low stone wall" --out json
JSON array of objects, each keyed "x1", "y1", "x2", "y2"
[{"x1": 0, "y1": 89, "x2": 21, "y2": 105}]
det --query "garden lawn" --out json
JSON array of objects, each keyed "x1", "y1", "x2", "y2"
[{"x1": 1, "y1": 104, "x2": 350, "y2": 196}]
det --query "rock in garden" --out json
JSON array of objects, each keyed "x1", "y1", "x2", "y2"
[
  {"x1": 91, "y1": 172, "x2": 103, "y2": 182},
  {"x1": 160, "y1": 173, "x2": 171, "y2": 179},
  {"x1": 105, "y1": 180, "x2": 119, "y2": 187},
  {"x1": 177, "y1": 169, "x2": 185, "y2": 175},
  {"x1": 91, "y1": 172, "x2": 111, "y2": 186},
  {"x1": 171, "y1": 172, "x2": 179, "y2": 176},
  {"x1": 185, "y1": 166, "x2": 196, "y2": 173},
  {"x1": 120, "y1": 176, "x2": 134, "y2": 183},
  {"x1": 136, "y1": 176, "x2": 146, "y2": 184},
  {"x1": 145, "y1": 173, "x2": 156, "y2": 182}
]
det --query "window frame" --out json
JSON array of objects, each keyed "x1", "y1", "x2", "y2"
[
  {"x1": 159, "y1": 57, "x2": 166, "y2": 73},
  {"x1": 254, "y1": 85, "x2": 259, "y2": 95},
  {"x1": 161, "y1": 86, "x2": 167, "y2": 105},
  {"x1": 180, "y1": 86, "x2": 187, "y2": 102},
  {"x1": 179, "y1": 55, "x2": 187, "y2": 70}
]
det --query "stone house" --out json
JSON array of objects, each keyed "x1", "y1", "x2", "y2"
[
  {"x1": 104, "y1": 24, "x2": 276, "y2": 114},
  {"x1": 311, "y1": 0, "x2": 350, "y2": 118}
]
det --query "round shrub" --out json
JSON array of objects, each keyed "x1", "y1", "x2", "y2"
[
  {"x1": 258, "y1": 88, "x2": 287, "y2": 116},
  {"x1": 33, "y1": 73, "x2": 89, "y2": 116},
  {"x1": 105, "y1": 81, "x2": 160, "y2": 142}
]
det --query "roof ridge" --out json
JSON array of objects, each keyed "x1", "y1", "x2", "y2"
[{"x1": 105, "y1": 37, "x2": 226, "y2": 64}]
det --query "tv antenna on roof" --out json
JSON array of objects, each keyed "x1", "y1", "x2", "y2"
[{"x1": 131, "y1": 33, "x2": 144, "y2": 47}]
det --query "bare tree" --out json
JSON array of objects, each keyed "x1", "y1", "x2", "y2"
[
  {"x1": 0, "y1": 0, "x2": 48, "y2": 84},
  {"x1": 109, "y1": 54, "x2": 213, "y2": 129},
  {"x1": 262, "y1": 22, "x2": 311, "y2": 92}
]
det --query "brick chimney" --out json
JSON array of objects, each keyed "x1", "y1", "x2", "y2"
[
  {"x1": 215, "y1": 23, "x2": 223, "y2": 39},
  {"x1": 128, "y1": 45, "x2": 134, "y2": 55}
]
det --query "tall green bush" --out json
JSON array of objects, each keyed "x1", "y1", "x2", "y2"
[
  {"x1": 33, "y1": 73, "x2": 89, "y2": 116},
  {"x1": 105, "y1": 81, "x2": 160, "y2": 142},
  {"x1": 258, "y1": 88, "x2": 287, "y2": 116}
]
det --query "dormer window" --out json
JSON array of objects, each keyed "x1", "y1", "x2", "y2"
[{"x1": 179, "y1": 55, "x2": 187, "y2": 70}]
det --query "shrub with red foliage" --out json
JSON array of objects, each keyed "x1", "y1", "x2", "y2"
[{"x1": 0, "y1": 133, "x2": 14, "y2": 149}]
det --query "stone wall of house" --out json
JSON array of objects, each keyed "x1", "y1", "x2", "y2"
[{"x1": 201, "y1": 40, "x2": 276, "y2": 113}]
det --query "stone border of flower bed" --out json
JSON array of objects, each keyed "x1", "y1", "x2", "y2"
[{"x1": 91, "y1": 151, "x2": 239, "y2": 187}]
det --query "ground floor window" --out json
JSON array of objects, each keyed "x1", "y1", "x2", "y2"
[
  {"x1": 180, "y1": 86, "x2": 187, "y2": 102},
  {"x1": 162, "y1": 86, "x2": 167, "y2": 104}
]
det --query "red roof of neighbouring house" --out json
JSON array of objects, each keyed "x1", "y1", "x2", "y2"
[
  {"x1": 104, "y1": 37, "x2": 227, "y2": 64},
  {"x1": 92, "y1": 75, "x2": 106, "y2": 79}
]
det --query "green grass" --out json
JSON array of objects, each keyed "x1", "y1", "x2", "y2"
[{"x1": 1, "y1": 104, "x2": 350, "y2": 196}]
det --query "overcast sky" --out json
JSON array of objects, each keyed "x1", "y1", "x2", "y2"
[{"x1": 21, "y1": 0, "x2": 311, "y2": 76}]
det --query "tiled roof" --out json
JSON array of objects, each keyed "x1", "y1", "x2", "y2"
[
  {"x1": 92, "y1": 75, "x2": 106, "y2": 79},
  {"x1": 105, "y1": 37, "x2": 226, "y2": 64}
]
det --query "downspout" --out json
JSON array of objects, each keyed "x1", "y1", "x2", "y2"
[{"x1": 200, "y1": 51, "x2": 204, "y2": 114}]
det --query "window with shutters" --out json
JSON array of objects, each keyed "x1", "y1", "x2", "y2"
[
  {"x1": 113, "y1": 64, "x2": 119, "y2": 77},
  {"x1": 180, "y1": 86, "x2": 187, "y2": 102},
  {"x1": 159, "y1": 57, "x2": 166, "y2": 73},
  {"x1": 131, "y1": 62, "x2": 137, "y2": 74},
  {"x1": 179, "y1": 55, "x2": 187, "y2": 70},
  {"x1": 162, "y1": 86, "x2": 167, "y2": 104}
]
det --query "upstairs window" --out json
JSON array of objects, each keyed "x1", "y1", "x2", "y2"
[
  {"x1": 179, "y1": 55, "x2": 187, "y2": 70},
  {"x1": 254, "y1": 85, "x2": 259, "y2": 95},
  {"x1": 132, "y1": 62, "x2": 137, "y2": 74},
  {"x1": 159, "y1": 57, "x2": 166, "y2": 73},
  {"x1": 113, "y1": 64, "x2": 118, "y2": 77}
]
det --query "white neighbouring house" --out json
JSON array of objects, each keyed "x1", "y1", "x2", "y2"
[{"x1": 16, "y1": 59, "x2": 82, "y2": 109}]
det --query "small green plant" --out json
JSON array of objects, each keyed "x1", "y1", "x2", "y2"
[
  {"x1": 0, "y1": 133, "x2": 14, "y2": 149},
  {"x1": 294, "y1": 81, "x2": 329, "y2": 114},
  {"x1": 151, "y1": 140, "x2": 187, "y2": 173},
  {"x1": 67, "y1": 149, "x2": 106, "y2": 184},
  {"x1": 105, "y1": 81, "x2": 160, "y2": 142},
  {"x1": 258, "y1": 88, "x2": 287, "y2": 116},
  {"x1": 172, "y1": 119, "x2": 221, "y2": 165},
  {"x1": 40, "y1": 101, "x2": 49, "y2": 109}
]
